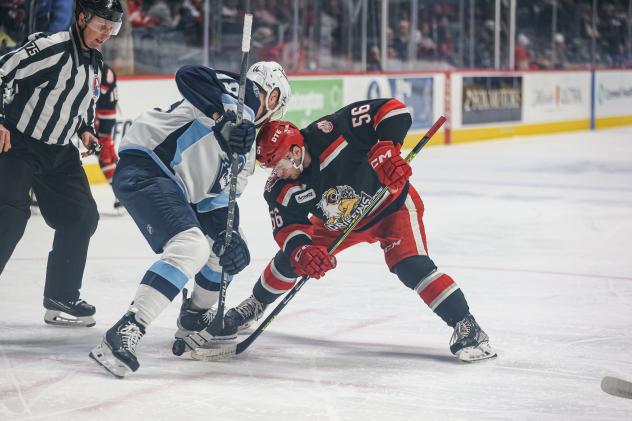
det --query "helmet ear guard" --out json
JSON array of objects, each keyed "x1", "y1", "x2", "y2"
[{"x1": 247, "y1": 61, "x2": 292, "y2": 126}]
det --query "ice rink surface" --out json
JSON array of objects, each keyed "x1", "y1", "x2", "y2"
[{"x1": 1, "y1": 128, "x2": 631, "y2": 420}]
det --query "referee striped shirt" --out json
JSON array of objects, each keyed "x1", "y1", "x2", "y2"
[{"x1": 0, "y1": 25, "x2": 103, "y2": 146}]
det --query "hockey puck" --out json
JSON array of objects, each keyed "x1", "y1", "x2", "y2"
[{"x1": 172, "y1": 339, "x2": 187, "y2": 356}]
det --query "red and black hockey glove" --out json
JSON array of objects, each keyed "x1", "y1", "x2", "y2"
[
  {"x1": 290, "y1": 245, "x2": 336, "y2": 279},
  {"x1": 368, "y1": 141, "x2": 412, "y2": 192}
]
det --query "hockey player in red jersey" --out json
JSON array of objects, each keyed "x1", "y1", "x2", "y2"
[
  {"x1": 222, "y1": 98, "x2": 497, "y2": 362},
  {"x1": 94, "y1": 63, "x2": 123, "y2": 211}
]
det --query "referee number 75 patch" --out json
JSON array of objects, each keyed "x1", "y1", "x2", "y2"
[{"x1": 25, "y1": 43, "x2": 41, "y2": 57}]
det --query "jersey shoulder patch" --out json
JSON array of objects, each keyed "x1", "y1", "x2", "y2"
[{"x1": 264, "y1": 179, "x2": 307, "y2": 208}]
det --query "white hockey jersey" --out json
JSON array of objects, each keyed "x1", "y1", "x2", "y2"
[{"x1": 118, "y1": 66, "x2": 259, "y2": 213}]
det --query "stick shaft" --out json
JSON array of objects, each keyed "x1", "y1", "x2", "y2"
[{"x1": 207, "y1": 13, "x2": 253, "y2": 336}]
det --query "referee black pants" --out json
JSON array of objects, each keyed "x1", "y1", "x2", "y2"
[{"x1": 0, "y1": 130, "x2": 99, "y2": 301}]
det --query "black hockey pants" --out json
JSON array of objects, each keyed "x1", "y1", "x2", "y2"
[{"x1": 0, "y1": 129, "x2": 99, "y2": 301}]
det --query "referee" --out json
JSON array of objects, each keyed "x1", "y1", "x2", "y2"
[{"x1": 0, "y1": 0, "x2": 124, "y2": 327}]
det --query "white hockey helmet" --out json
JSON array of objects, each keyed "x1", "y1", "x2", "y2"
[{"x1": 247, "y1": 61, "x2": 291, "y2": 126}]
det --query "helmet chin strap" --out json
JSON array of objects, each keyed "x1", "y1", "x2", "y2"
[
  {"x1": 254, "y1": 89, "x2": 283, "y2": 126},
  {"x1": 291, "y1": 146, "x2": 305, "y2": 172},
  {"x1": 77, "y1": 15, "x2": 91, "y2": 49}
]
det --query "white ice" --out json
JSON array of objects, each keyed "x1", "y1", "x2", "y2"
[{"x1": 1, "y1": 127, "x2": 631, "y2": 421}]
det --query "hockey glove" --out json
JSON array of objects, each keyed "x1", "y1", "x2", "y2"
[
  {"x1": 212, "y1": 230, "x2": 251, "y2": 275},
  {"x1": 290, "y1": 245, "x2": 337, "y2": 279},
  {"x1": 368, "y1": 141, "x2": 412, "y2": 192},
  {"x1": 214, "y1": 110, "x2": 256, "y2": 155}
]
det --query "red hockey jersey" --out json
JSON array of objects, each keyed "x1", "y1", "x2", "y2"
[{"x1": 264, "y1": 98, "x2": 413, "y2": 256}]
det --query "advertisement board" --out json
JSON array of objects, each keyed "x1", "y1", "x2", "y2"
[
  {"x1": 595, "y1": 71, "x2": 632, "y2": 117},
  {"x1": 116, "y1": 78, "x2": 180, "y2": 144},
  {"x1": 462, "y1": 76, "x2": 522, "y2": 125},
  {"x1": 285, "y1": 78, "x2": 344, "y2": 128},
  {"x1": 522, "y1": 72, "x2": 590, "y2": 123},
  {"x1": 343, "y1": 76, "x2": 434, "y2": 130}
]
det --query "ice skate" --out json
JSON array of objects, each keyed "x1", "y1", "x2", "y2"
[
  {"x1": 223, "y1": 294, "x2": 268, "y2": 336},
  {"x1": 449, "y1": 313, "x2": 497, "y2": 362},
  {"x1": 113, "y1": 198, "x2": 126, "y2": 215},
  {"x1": 43, "y1": 297, "x2": 96, "y2": 327},
  {"x1": 172, "y1": 289, "x2": 234, "y2": 356},
  {"x1": 90, "y1": 310, "x2": 146, "y2": 378},
  {"x1": 172, "y1": 289, "x2": 217, "y2": 355}
]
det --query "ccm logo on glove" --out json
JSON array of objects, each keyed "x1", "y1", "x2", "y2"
[
  {"x1": 368, "y1": 141, "x2": 412, "y2": 192},
  {"x1": 290, "y1": 245, "x2": 336, "y2": 279}
]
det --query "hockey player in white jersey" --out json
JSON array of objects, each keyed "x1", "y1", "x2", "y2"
[{"x1": 89, "y1": 61, "x2": 291, "y2": 378}]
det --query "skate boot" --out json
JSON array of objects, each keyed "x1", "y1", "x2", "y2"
[
  {"x1": 223, "y1": 295, "x2": 268, "y2": 336},
  {"x1": 172, "y1": 289, "x2": 218, "y2": 356},
  {"x1": 43, "y1": 297, "x2": 96, "y2": 327},
  {"x1": 113, "y1": 198, "x2": 126, "y2": 215},
  {"x1": 449, "y1": 313, "x2": 497, "y2": 362},
  {"x1": 90, "y1": 310, "x2": 146, "y2": 378}
]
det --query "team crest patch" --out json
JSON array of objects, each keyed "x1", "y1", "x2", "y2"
[
  {"x1": 92, "y1": 74, "x2": 101, "y2": 100},
  {"x1": 316, "y1": 120, "x2": 333, "y2": 133},
  {"x1": 316, "y1": 185, "x2": 372, "y2": 231},
  {"x1": 265, "y1": 174, "x2": 280, "y2": 192}
]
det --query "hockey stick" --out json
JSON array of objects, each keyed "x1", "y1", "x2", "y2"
[
  {"x1": 192, "y1": 115, "x2": 447, "y2": 361},
  {"x1": 204, "y1": 12, "x2": 253, "y2": 337},
  {"x1": 601, "y1": 376, "x2": 632, "y2": 399},
  {"x1": 172, "y1": 13, "x2": 253, "y2": 356}
]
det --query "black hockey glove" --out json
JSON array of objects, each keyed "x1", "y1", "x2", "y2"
[
  {"x1": 213, "y1": 110, "x2": 256, "y2": 155},
  {"x1": 212, "y1": 230, "x2": 251, "y2": 275}
]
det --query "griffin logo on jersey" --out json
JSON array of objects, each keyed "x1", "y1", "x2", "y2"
[{"x1": 317, "y1": 186, "x2": 372, "y2": 230}]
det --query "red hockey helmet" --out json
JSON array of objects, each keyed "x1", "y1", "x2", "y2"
[{"x1": 256, "y1": 121, "x2": 304, "y2": 168}]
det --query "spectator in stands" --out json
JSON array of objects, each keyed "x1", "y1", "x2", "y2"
[
  {"x1": 392, "y1": 18, "x2": 411, "y2": 61},
  {"x1": 367, "y1": 45, "x2": 382, "y2": 71},
  {"x1": 145, "y1": 0, "x2": 173, "y2": 28},
  {"x1": 515, "y1": 33, "x2": 530, "y2": 70},
  {"x1": 417, "y1": 22, "x2": 437, "y2": 60},
  {"x1": 552, "y1": 33, "x2": 568, "y2": 69},
  {"x1": 0, "y1": 0, "x2": 25, "y2": 54},
  {"x1": 25, "y1": 0, "x2": 73, "y2": 34}
]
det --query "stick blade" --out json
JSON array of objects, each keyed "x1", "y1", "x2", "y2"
[
  {"x1": 601, "y1": 376, "x2": 632, "y2": 399},
  {"x1": 191, "y1": 343, "x2": 238, "y2": 362}
]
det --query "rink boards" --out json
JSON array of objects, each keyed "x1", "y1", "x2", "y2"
[{"x1": 83, "y1": 69, "x2": 632, "y2": 184}]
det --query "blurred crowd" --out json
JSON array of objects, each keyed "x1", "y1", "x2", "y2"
[{"x1": 1, "y1": 0, "x2": 631, "y2": 73}]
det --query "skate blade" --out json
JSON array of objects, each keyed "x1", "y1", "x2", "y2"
[
  {"x1": 89, "y1": 342, "x2": 132, "y2": 378},
  {"x1": 191, "y1": 343, "x2": 238, "y2": 361},
  {"x1": 456, "y1": 341, "x2": 497, "y2": 363},
  {"x1": 44, "y1": 310, "x2": 95, "y2": 327}
]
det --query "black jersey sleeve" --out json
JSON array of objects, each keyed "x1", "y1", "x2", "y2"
[
  {"x1": 341, "y1": 98, "x2": 412, "y2": 150},
  {"x1": 175, "y1": 65, "x2": 226, "y2": 117},
  {"x1": 263, "y1": 176, "x2": 314, "y2": 256},
  {"x1": 95, "y1": 65, "x2": 118, "y2": 137}
]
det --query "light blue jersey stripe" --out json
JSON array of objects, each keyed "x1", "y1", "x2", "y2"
[
  {"x1": 200, "y1": 265, "x2": 233, "y2": 284},
  {"x1": 172, "y1": 120, "x2": 213, "y2": 167},
  {"x1": 148, "y1": 260, "x2": 189, "y2": 290}
]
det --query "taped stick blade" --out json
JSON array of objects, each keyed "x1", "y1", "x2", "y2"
[
  {"x1": 601, "y1": 376, "x2": 632, "y2": 399},
  {"x1": 191, "y1": 343, "x2": 238, "y2": 362}
]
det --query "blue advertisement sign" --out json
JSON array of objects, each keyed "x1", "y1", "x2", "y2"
[{"x1": 387, "y1": 77, "x2": 433, "y2": 129}]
